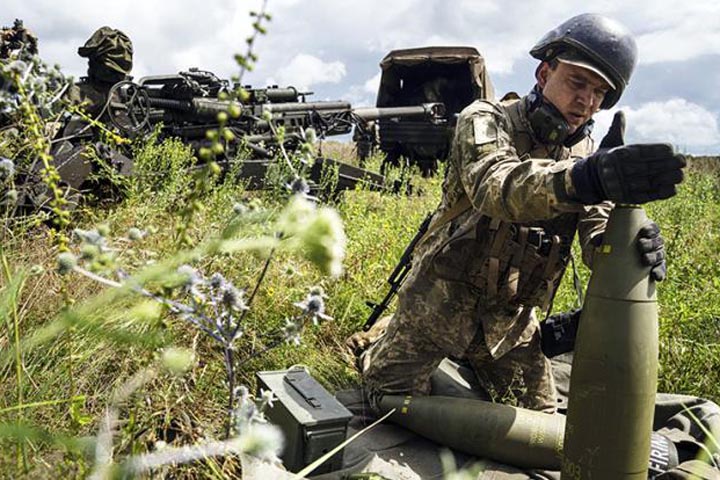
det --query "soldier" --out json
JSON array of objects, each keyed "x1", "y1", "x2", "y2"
[
  {"x1": 66, "y1": 26, "x2": 133, "y2": 121},
  {"x1": 41, "y1": 26, "x2": 135, "y2": 210},
  {"x1": 0, "y1": 19, "x2": 38, "y2": 59},
  {"x1": 354, "y1": 14, "x2": 685, "y2": 412}
]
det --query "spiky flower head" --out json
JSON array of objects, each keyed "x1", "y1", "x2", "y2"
[
  {"x1": 221, "y1": 283, "x2": 248, "y2": 312},
  {"x1": 127, "y1": 227, "x2": 146, "y2": 241},
  {"x1": 304, "y1": 127, "x2": 317, "y2": 144},
  {"x1": 0, "y1": 158, "x2": 15, "y2": 183},
  {"x1": 3, "y1": 189, "x2": 17, "y2": 205},
  {"x1": 294, "y1": 287, "x2": 332, "y2": 325},
  {"x1": 57, "y1": 252, "x2": 78, "y2": 275},
  {"x1": 161, "y1": 347, "x2": 196, "y2": 376},
  {"x1": 299, "y1": 207, "x2": 346, "y2": 277},
  {"x1": 176, "y1": 265, "x2": 202, "y2": 288},
  {"x1": 277, "y1": 195, "x2": 316, "y2": 238}
]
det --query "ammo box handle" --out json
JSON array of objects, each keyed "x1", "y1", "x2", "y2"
[{"x1": 284, "y1": 371, "x2": 321, "y2": 408}]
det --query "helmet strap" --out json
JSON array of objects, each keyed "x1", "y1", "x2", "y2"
[{"x1": 527, "y1": 85, "x2": 593, "y2": 147}]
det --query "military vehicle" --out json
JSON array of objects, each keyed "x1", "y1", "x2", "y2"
[{"x1": 356, "y1": 46, "x2": 494, "y2": 175}]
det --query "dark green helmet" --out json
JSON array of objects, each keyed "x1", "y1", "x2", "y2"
[
  {"x1": 530, "y1": 13, "x2": 637, "y2": 109},
  {"x1": 78, "y1": 26, "x2": 133, "y2": 84}
]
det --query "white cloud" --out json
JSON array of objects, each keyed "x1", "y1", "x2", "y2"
[
  {"x1": 593, "y1": 99, "x2": 720, "y2": 151},
  {"x1": 269, "y1": 54, "x2": 346, "y2": 90},
  {"x1": 364, "y1": 73, "x2": 381, "y2": 94}
]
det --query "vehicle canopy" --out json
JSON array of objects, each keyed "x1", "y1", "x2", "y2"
[{"x1": 376, "y1": 46, "x2": 494, "y2": 116}]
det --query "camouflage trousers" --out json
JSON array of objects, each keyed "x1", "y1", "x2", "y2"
[{"x1": 361, "y1": 275, "x2": 556, "y2": 413}]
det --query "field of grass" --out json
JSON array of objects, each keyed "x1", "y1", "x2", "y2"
[{"x1": 1, "y1": 133, "x2": 719, "y2": 478}]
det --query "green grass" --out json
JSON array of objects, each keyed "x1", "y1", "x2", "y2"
[{"x1": 1, "y1": 137, "x2": 719, "y2": 477}]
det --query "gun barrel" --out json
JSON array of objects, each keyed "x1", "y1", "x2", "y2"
[
  {"x1": 352, "y1": 103, "x2": 446, "y2": 122},
  {"x1": 263, "y1": 101, "x2": 352, "y2": 114}
]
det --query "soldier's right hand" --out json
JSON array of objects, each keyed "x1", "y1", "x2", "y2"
[{"x1": 570, "y1": 143, "x2": 686, "y2": 205}]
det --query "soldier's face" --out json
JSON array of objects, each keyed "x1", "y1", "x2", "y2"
[{"x1": 537, "y1": 62, "x2": 611, "y2": 133}]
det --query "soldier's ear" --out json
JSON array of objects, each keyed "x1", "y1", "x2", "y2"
[{"x1": 536, "y1": 62, "x2": 550, "y2": 88}]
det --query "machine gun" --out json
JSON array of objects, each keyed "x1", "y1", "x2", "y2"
[
  {"x1": 363, "y1": 212, "x2": 433, "y2": 331},
  {"x1": 106, "y1": 68, "x2": 446, "y2": 159}
]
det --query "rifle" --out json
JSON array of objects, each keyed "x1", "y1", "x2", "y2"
[
  {"x1": 363, "y1": 212, "x2": 433, "y2": 331},
  {"x1": 106, "y1": 68, "x2": 446, "y2": 157}
]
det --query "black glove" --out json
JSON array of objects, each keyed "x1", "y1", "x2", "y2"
[
  {"x1": 598, "y1": 110, "x2": 626, "y2": 149},
  {"x1": 637, "y1": 221, "x2": 667, "y2": 282},
  {"x1": 541, "y1": 308, "x2": 582, "y2": 358},
  {"x1": 570, "y1": 113, "x2": 686, "y2": 205}
]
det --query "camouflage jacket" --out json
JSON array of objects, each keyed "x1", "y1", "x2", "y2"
[
  {"x1": 65, "y1": 79, "x2": 115, "y2": 121},
  {"x1": 402, "y1": 96, "x2": 611, "y2": 357}
]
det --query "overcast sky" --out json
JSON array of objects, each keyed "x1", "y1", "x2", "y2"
[{"x1": 6, "y1": 0, "x2": 720, "y2": 154}]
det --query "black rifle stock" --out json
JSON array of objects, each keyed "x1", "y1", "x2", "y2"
[{"x1": 363, "y1": 212, "x2": 433, "y2": 331}]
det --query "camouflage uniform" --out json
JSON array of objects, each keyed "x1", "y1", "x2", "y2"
[{"x1": 362, "y1": 96, "x2": 611, "y2": 412}]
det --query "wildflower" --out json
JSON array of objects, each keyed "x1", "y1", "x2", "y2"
[
  {"x1": 259, "y1": 388, "x2": 275, "y2": 409},
  {"x1": 29, "y1": 264, "x2": 44, "y2": 275},
  {"x1": 237, "y1": 423, "x2": 284, "y2": 461},
  {"x1": 73, "y1": 228, "x2": 105, "y2": 247},
  {"x1": 6, "y1": 60, "x2": 27, "y2": 75},
  {"x1": 80, "y1": 244, "x2": 99, "y2": 260},
  {"x1": 209, "y1": 272, "x2": 226, "y2": 288},
  {"x1": 128, "y1": 301, "x2": 162, "y2": 323},
  {"x1": 96, "y1": 224, "x2": 111, "y2": 237},
  {"x1": 294, "y1": 288, "x2": 332, "y2": 325},
  {"x1": 177, "y1": 265, "x2": 202, "y2": 288},
  {"x1": 57, "y1": 252, "x2": 78, "y2": 275},
  {"x1": 281, "y1": 318, "x2": 302, "y2": 346},
  {"x1": 277, "y1": 195, "x2": 315, "y2": 238},
  {"x1": 3, "y1": 189, "x2": 17, "y2": 205},
  {"x1": 161, "y1": 347, "x2": 196, "y2": 376},
  {"x1": 0, "y1": 157, "x2": 15, "y2": 182},
  {"x1": 232, "y1": 202, "x2": 248, "y2": 215},
  {"x1": 299, "y1": 207, "x2": 346, "y2": 277},
  {"x1": 248, "y1": 198, "x2": 263, "y2": 211},
  {"x1": 286, "y1": 177, "x2": 310, "y2": 197},
  {"x1": 235, "y1": 385, "x2": 251, "y2": 403},
  {"x1": 221, "y1": 283, "x2": 248, "y2": 312},
  {"x1": 127, "y1": 227, "x2": 146, "y2": 241},
  {"x1": 228, "y1": 103, "x2": 242, "y2": 118},
  {"x1": 304, "y1": 127, "x2": 317, "y2": 144}
]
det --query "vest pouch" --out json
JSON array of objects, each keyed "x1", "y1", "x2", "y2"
[{"x1": 432, "y1": 214, "x2": 569, "y2": 310}]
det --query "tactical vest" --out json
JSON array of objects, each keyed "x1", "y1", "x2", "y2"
[{"x1": 430, "y1": 97, "x2": 591, "y2": 311}]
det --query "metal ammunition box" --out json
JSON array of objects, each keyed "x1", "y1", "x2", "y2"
[{"x1": 256, "y1": 369, "x2": 352, "y2": 474}]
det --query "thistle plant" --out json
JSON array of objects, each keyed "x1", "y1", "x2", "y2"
[
  {"x1": 86, "y1": 348, "x2": 285, "y2": 478},
  {"x1": 1, "y1": 48, "x2": 73, "y2": 248},
  {"x1": 57, "y1": 190, "x2": 345, "y2": 444}
]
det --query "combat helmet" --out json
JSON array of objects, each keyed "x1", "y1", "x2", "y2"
[
  {"x1": 78, "y1": 26, "x2": 133, "y2": 84},
  {"x1": 530, "y1": 13, "x2": 637, "y2": 109}
]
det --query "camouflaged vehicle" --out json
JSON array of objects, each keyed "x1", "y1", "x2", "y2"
[{"x1": 356, "y1": 46, "x2": 494, "y2": 175}]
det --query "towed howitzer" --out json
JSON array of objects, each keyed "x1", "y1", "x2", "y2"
[{"x1": 107, "y1": 68, "x2": 447, "y2": 159}]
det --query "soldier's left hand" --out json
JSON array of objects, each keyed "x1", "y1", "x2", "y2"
[{"x1": 637, "y1": 221, "x2": 666, "y2": 281}]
